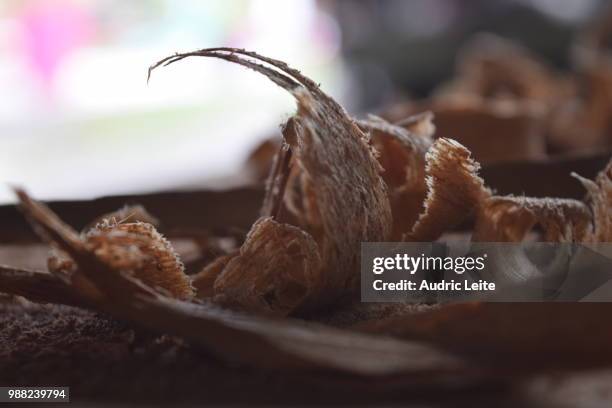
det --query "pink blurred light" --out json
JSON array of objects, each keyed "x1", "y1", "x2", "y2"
[{"x1": 20, "y1": 1, "x2": 94, "y2": 89}]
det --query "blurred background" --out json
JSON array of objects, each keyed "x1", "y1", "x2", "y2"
[{"x1": 0, "y1": 0, "x2": 608, "y2": 203}]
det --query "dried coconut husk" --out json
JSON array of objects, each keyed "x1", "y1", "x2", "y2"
[{"x1": 149, "y1": 48, "x2": 392, "y2": 315}]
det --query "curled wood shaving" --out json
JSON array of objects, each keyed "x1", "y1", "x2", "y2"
[
  {"x1": 404, "y1": 136, "x2": 610, "y2": 243},
  {"x1": 151, "y1": 48, "x2": 392, "y2": 315},
  {"x1": 406, "y1": 138, "x2": 490, "y2": 241},
  {"x1": 473, "y1": 196, "x2": 592, "y2": 243},
  {"x1": 357, "y1": 114, "x2": 434, "y2": 239},
  {"x1": 86, "y1": 222, "x2": 194, "y2": 300},
  {"x1": 244, "y1": 112, "x2": 437, "y2": 240},
  {"x1": 212, "y1": 217, "x2": 322, "y2": 316},
  {"x1": 16, "y1": 189, "x2": 194, "y2": 300},
  {"x1": 475, "y1": 158, "x2": 611, "y2": 243}
]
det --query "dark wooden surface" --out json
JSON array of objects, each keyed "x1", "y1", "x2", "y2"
[{"x1": 0, "y1": 187, "x2": 264, "y2": 243}]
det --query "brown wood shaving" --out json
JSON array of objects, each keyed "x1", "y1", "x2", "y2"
[
  {"x1": 474, "y1": 157, "x2": 611, "y2": 243},
  {"x1": 16, "y1": 188, "x2": 194, "y2": 300},
  {"x1": 357, "y1": 114, "x2": 434, "y2": 239},
  {"x1": 211, "y1": 217, "x2": 322, "y2": 316},
  {"x1": 404, "y1": 136, "x2": 611, "y2": 243},
  {"x1": 474, "y1": 196, "x2": 592, "y2": 242},
  {"x1": 149, "y1": 48, "x2": 392, "y2": 315},
  {"x1": 406, "y1": 138, "x2": 491, "y2": 241}
]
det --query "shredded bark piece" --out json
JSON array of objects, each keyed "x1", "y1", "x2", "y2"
[
  {"x1": 151, "y1": 48, "x2": 392, "y2": 315},
  {"x1": 406, "y1": 138, "x2": 490, "y2": 241}
]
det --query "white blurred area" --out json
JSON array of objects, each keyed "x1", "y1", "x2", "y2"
[{"x1": 0, "y1": 0, "x2": 346, "y2": 203}]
